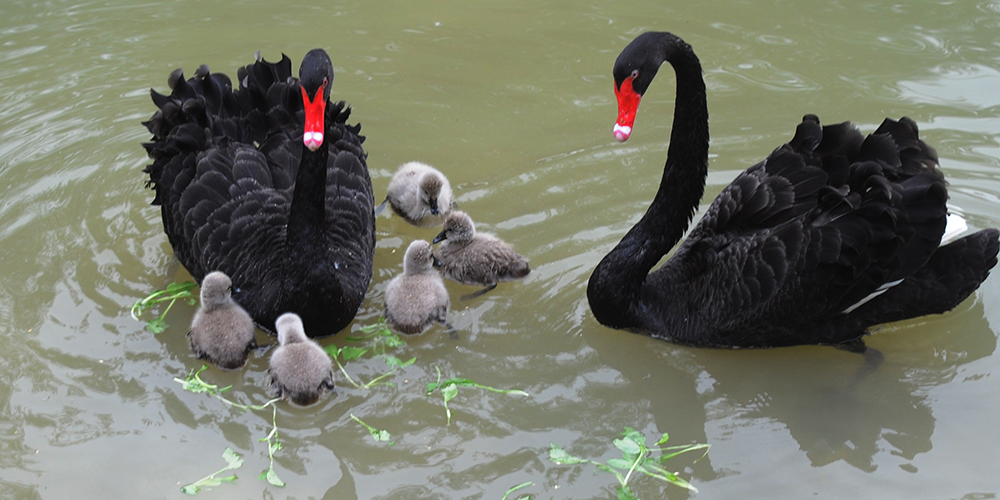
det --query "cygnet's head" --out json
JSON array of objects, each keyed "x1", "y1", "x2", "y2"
[
  {"x1": 433, "y1": 211, "x2": 476, "y2": 244},
  {"x1": 420, "y1": 173, "x2": 444, "y2": 215},
  {"x1": 276, "y1": 313, "x2": 308, "y2": 345},
  {"x1": 403, "y1": 239, "x2": 437, "y2": 275},
  {"x1": 201, "y1": 271, "x2": 233, "y2": 308}
]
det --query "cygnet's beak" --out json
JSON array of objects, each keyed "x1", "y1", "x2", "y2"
[{"x1": 432, "y1": 230, "x2": 447, "y2": 244}]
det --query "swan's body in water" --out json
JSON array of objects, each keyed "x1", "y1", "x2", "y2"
[
  {"x1": 433, "y1": 211, "x2": 530, "y2": 299},
  {"x1": 142, "y1": 49, "x2": 375, "y2": 338},
  {"x1": 268, "y1": 313, "x2": 335, "y2": 406},
  {"x1": 382, "y1": 161, "x2": 455, "y2": 227},
  {"x1": 587, "y1": 31, "x2": 999, "y2": 349},
  {"x1": 385, "y1": 240, "x2": 450, "y2": 334},
  {"x1": 188, "y1": 271, "x2": 257, "y2": 369}
]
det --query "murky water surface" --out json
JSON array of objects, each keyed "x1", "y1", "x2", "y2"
[{"x1": 2, "y1": 1, "x2": 1000, "y2": 498}]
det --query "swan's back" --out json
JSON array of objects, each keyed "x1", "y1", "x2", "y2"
[
  {"x1": 142, "y1": 53, "x2": 376, "y2": 337},
  {"x1": 645, "y1": 115, "x2": 997, "y2": 346}
]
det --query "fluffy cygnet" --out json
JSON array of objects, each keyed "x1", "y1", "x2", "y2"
[
  {"x1": 188, "y1": 271, "x2": 257, "y2": 370},
  {"x1": 384, "y1": 161, "x2": 455, "y2": 227},
  {"x1": 267, "y1": 313, "x2": 335, "y2": 406},
  {"x1": 385, "y1": 240, "x2": 450, "y2": 334},
  {"x1": 432, "y1": 211, "x2": 530, "y2": 299}
]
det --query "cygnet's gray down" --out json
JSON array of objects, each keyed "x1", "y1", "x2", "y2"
[
  {"x1": 432, "y1": 211, "x2": 530, "y2": 299},
  {"x1": 382, "y1": 161, "x2": 455, "y2": 227},
  {"x1": 188, "y1": 271, "x2": 257, "y2": 370},
  {"x1": 385, "y1": 240, "x2": 450, "y2": 334},
  {"x1": 267, "y1": 313, "x2": 335, "y2": 406}
]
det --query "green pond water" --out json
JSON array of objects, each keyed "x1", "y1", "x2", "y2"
[{"x1": 2, "y1": 0, "x2": 1000, "y2": 498}]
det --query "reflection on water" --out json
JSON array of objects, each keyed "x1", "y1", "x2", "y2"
[{"x1": 2, "y1": 0, "x2": 1000, "y2": 498}]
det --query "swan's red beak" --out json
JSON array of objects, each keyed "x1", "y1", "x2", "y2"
[
  {"x1": 301, "y1": 80, "x2": 327, "y2": 151},
  {"x1": 614, "y1": 75, "x2": 641, "y2": 142}
]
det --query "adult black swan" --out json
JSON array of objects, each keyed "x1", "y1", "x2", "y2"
[
  {"x1": 587, "y1": 32, "x2": 999, "y2": 350},
  {"x1": 142, "y1": 49, "x2": 375, "y2": 338}
]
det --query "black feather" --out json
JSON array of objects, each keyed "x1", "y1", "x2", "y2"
[
  {"x1": 588, "y1": 31, "x2": 999, "y2": 348},
  {"x1": 141, "y1": 50, "x2": 375, "y2": 338}
]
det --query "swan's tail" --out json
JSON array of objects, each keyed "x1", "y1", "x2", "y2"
[{"x1": 852, "y1": 228, "x2": 999, "y2": 324}]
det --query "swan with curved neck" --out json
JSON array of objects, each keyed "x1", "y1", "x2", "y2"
[
  {"x1": 143, "y1": 49, "x2": 376, "y2": 338},
  {"x1": 587, "y1": 32, "x2": 999, "y2": 349}
]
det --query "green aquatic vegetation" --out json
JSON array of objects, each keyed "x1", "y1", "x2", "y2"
[
  {"x1": 180, "y1": 447, "x2": 243, "y2": 495},
  {"x1": 257, "y1": 405, "x2": 285, "y2": 487},
  {"x1": 350, "y1": 414, "x2": 395, "y2": 446},
  {"x1": 426, "y1": 366, "x2": 529, "y2": 425},
  {"x1": 324, "y1": 320, "x2": 415, "y2": 389},
  {"x1": 174, "y1": 365, "x2": 284, "y2": 489},
  {"x1": 549, "y1": 427, "x2": 709, "y2": 499},
  {"x1": 501, "y1": 481, "x2": 533, "y2": 500},
  {"x1": 131, "y1": 281, "x2": 198, "y2": 333},
  {"x1": 347, "y1": 318, "x2": 407, "y2": 354},
  {"x1": 173, "y1": 365, "x2": 277, "y2": 411}
]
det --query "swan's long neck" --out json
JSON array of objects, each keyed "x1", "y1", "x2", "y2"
[
  {"x1": 588, "y1": 41, "x2": 709, "y2": 329},
  {"x1": 287, "y1": 137, "x2": 329, "y2": 253}
]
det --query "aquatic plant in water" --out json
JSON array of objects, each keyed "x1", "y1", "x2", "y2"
[
  {"x1": 426, "y1": 365, "x2": 529, "y2": 425},
  {"x1": 351, "y1": 414, "x2": 395, "y2": 446},
  {"x1": 174, "y1": 365, "x2": 284, "y2": 491},
  {"x1": 501, "y1": 481, "x2": 533, "y2": 500},
  {"x1": 130, "y1": 281, "x2": 198, "y2": 333},
  {"x1": 324, "y1": 319, "x2": 415, "y2": 389},
  {"x1": 180, "y1": 447, "x2": 243, "y2": 495},
  {"x1": 549, "y1": 427, "x2": 709, "y2": 499}
]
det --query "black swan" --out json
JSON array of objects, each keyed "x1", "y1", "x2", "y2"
[
  {"x1": 188, "y1": 271, "x2": 257, "y2": 370},
  {"x1": 586, "y1": 31, "x2": 999, "y2": 349},
  {"x1": 433, "y1": 211, "x2": 531, "y2": 299},
  {"x1": 142, "y1": 49, "x2": 375, "y2": 338},
  {"x1": 268, "y1": 313, "x2": 335, "y2": 406},
  {"x1": 384, "y1": 239, "x2": 450, "y2": 334}
]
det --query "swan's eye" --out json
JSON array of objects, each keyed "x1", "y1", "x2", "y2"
[{"x1": 630, "y1": 69, "x2": 639, "y2": 79}]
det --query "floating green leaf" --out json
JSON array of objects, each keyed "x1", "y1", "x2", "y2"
[
  {"x1": 258, "y1": 405, "x2": 284, "y2": 487},
  {"x1": 174, "y1": 366, "x2": 285, "y2": 490},
  {"x1": 548, "y1": 443, "x2": 588, "y2": 465},
  {"x1": 326, "y1": 319, "x2": 413, "y2": 389},
  {"x1": 425, "y1": 366, "x2": 529, "y2": 425},
  {"x1": 501, "y1": 481, "x2": 533, "y2": 500},
  {"x1": 339, "y1": 346, "x2": 368, "y2": 361},
  {"x1": 351, "y1": 414, "x2": 395, "y2": 446},
  {"x1": 617, "y1": 485, "x2": 639, "y2": 500},
  {"x1": 180, "y1": 447, "x2": 243, "y2": 495},
  {"x1": 131, "y1": 281, "x2": 198, "y2": 333},
  {"x1": 549, "y1": 427, "x2": 709, "y2": 498}
]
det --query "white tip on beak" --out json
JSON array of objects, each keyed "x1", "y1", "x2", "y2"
[
  {"x1": 613, "y1": 123, "x2": 632, "y2": 142},
  {"x1": 303, "y1": 131, "x2": 324, "y2": 151}
]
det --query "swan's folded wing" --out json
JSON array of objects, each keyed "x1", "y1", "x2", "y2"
[{"x1": 669, "y1": 117, "x2": 949, "y2": 342}]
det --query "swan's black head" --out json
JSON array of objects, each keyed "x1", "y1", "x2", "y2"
[
  {"x1": 612, "y1": 32, "x2": 689, "y2": 141},
  {"x1": 299, "y1": 49, "x2": 334, "y2": 151},
  {"x1": 300, "y1": 49, "x2": 334, "y2": 101}
]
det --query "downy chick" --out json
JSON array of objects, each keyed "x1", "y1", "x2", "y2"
[
  {"x1": 385, "y1": 240, "x2": 450, "y2": 334},
  {"x1": 268, "y1": 313, "x2": 335, "y2": 406},
  {"x1": 433, "y1": 211, "x2": 530, "y2": 299},
  {"x1": 188, "y1": 271, "x2": 257, "y2": 370},
  {"x1": 383, "y1": 161, "x2": 455, "y2": 227}
]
